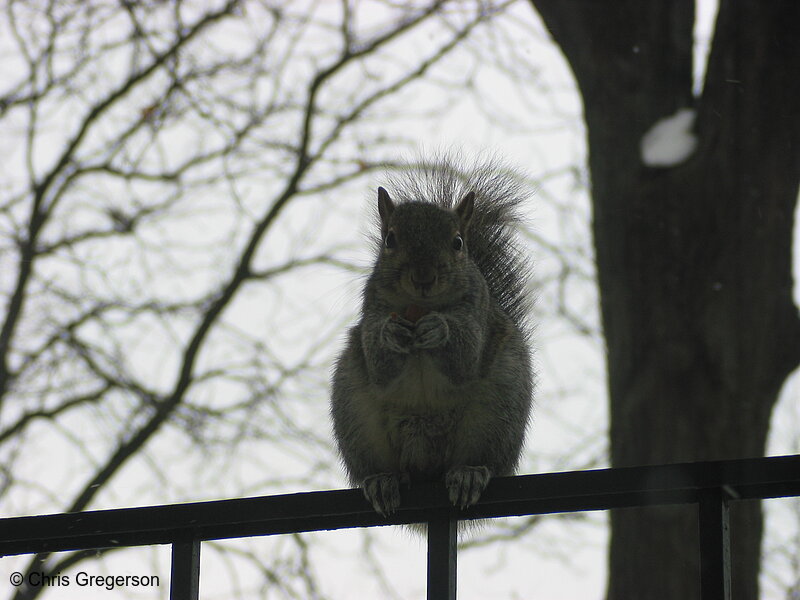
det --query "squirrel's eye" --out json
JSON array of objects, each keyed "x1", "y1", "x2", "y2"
[
  {"x1": 452, "y1": 234, "x2": 464, "y2": 251},
  {"x1": 384, "y1": 231, "x2": 397, "y2": 249}
]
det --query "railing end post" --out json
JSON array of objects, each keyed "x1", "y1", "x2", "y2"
[{"x1": 698, "y1": 487, "x2": 732, "y2": 600}]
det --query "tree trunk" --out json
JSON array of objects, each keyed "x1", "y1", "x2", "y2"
[{"x1": 529, "y1": 1, "x2": 800, "y2": 598}]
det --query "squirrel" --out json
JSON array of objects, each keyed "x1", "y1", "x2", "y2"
[{"x1": 331, "y1": 156, "x2": 533, "y2": 517}]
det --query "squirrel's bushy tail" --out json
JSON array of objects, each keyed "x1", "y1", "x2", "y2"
[{"x1": 382, "y1": 154, "x2": 533, "y2": 335}]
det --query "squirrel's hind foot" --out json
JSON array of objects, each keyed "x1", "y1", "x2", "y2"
[
  {"x1": 445, "y1": 465, "x2": 491, "y2": 509},
  {"x1": 362, "y1": 472, "x2": 408, "y2": 517}
]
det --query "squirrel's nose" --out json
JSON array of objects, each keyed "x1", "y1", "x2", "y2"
[{"x1": 411, "y1": 266, "x2": 437, "y2": 288}]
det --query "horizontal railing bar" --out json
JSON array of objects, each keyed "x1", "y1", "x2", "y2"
[{"x1": 1, "y1": 454, "x2": 798, "y2": 557}]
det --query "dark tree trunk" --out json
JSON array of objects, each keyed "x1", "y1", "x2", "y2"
[{"x1": 529, "y1": 1, "x2": 800, "y2": 598}]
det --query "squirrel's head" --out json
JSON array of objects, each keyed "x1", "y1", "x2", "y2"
[{"x1": 375, "y1": 186, "x2": 475, "y2": 304}]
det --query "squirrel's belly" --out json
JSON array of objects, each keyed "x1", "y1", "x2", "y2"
[
  {"x1": 378, "y1": 354, "x2": 463, "y2": 477},
  {"x1": 381, "y1": 353, "x2": 458, "y2": 409},
  {"x1": 388, "y1": 409, "x2": 456, "y2": 477}
]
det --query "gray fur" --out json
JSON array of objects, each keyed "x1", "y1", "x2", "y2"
[{"x1": 331, "y1": 155, "x2": 534, "y2": 516}]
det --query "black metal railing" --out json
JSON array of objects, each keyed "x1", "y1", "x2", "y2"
[{"x1": 2, "y1": 454, "x2": 799, "y2": 600}]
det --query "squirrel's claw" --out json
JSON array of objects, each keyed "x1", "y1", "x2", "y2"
[
  {"x1": 380, "y1": 319, "x2": 414, "y2": 354},
  {"x1": 445, "y1": 465, "x2": 491, "y2": 509},
  {"x1": 413, "y1": 313, "x2": 450, "y2": 349},
  {"x1": 362, "y1": 473, "x2": 402, "y2": 517}
]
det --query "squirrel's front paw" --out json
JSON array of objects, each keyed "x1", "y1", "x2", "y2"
[
  {"x1": 380, "y1": 318, "x2": 414, "y2": 354},
  {"x1": 445, "y1": 465, "x2": 491, "y2": 509},
  {"x1": 413, "y1": 313, "x2": 449, "y2": 349},
  {"x1": 362, "y1": 473, "x2": 404, "y2": 517}
]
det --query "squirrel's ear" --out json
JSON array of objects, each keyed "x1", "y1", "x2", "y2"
[
  {"x1": 377, "y1": 187, "x2": 394, "y2": 237},
  {"x1": 455, "y1": 191, "x2": 475, "y2": 229}
]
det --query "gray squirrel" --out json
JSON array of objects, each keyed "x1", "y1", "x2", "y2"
[{"x1": 331, "y1": 157, "x2": 533, "y2": 516}]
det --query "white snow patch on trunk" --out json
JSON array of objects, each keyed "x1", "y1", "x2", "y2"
[{"x1": 640, "y1": 108, "x2": 698, "y2": 167}]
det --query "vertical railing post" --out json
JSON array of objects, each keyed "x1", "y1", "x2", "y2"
[
  {"x1": 170, "y1": 538, "x2": 201, "y2": 600},
  {"x1": 698, "y1": 487, "x2": 732, "y2": 600},
  {"x1": 427, "y1": 515, "x2": 457, "y2": 600}
]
